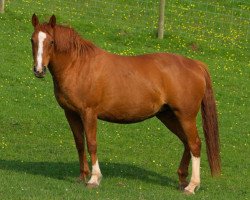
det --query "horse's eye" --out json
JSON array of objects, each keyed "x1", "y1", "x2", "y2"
[{"x1": 50, "y1": 41, "x2": 54, "y2": 45}]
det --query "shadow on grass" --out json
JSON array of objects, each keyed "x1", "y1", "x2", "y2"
[{"x1": 0, "y1": 159, "x2": 177, "y2": 188}]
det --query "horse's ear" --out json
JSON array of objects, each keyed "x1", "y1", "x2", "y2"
[
  {"x1": 49, "y1": 15, "x2": 56, "y2": 28},
  {"x1": 32, "y1": 14, "x2": 39, "y2": 28}
]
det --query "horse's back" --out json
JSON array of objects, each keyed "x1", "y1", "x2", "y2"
[{"x1": 95, "y1": 53, "x2": 168, "y2": 122}]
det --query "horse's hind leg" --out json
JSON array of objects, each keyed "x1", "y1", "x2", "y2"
[
  {"x1": 157, "y1": 110, "x2": 201, "y2": 194},
  {"x1": 157, "y1": 111, "x2": 191, "y2": 190},
  {"x1": 177, "y1": 115, "x2": 201, "y2": 194},
  {"x1": 65, "y1": 110, "x2": 90, "y2": 182}
]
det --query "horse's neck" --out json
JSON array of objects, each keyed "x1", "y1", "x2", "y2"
[
  {"x1": 48, "y1": 48, "x2": 100, "y2": 91},
  {"x1": 49, "y1": 51, "x2": 77, "y2": 86}
]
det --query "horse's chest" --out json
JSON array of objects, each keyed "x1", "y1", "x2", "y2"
[{"x1": 54, "y1": 90, "x2": 77, "y2": 111}]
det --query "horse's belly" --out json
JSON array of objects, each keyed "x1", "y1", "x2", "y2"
[
  {"x1": 97, "y1": 103, "x2": 164, "y2": 124},
  {"x1": 98, "y1": 114, "x2": 154, "y2": 124}
]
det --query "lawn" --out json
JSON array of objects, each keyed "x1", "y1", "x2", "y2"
[{"x1": 0, "y1": 0, "x2": 249, "y2": 199}]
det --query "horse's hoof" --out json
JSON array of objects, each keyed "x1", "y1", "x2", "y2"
[
  {"x1": 178, "y1": 182, "x2": 188, "y2": 191},
  {"x1": 183, "y1": 182, "x2": 200, "y2": 194},
  {"x1": 76, "y1": 177, "x2": 87, "y2": 184},
  {"x1": 86, "y1": 183, "x2": 99, "y2": 189},
  {"x1": 183, "y1": 189, "x2": 194, "y2": 195}
]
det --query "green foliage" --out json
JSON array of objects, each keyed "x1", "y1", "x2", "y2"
[{"x1": 0, "y1": 0, "x2": 249, "y2": 199}]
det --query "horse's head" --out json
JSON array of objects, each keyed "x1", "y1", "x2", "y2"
[{"x1": 31, "y1": 14, "x2": 56, "y2": 78}]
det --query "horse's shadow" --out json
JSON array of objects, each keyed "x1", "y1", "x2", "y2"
[{"x1": 0, "y1": 159, "x2": 177, "y2": 188}]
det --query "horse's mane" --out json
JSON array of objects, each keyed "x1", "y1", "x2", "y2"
[{"x1": 52, "y1": 24, "x2": 95, "y2": 54}]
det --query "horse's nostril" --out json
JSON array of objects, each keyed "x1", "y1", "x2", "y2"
[{"x1": 33, "y1": 66, "x2": 46, "y2": 78}]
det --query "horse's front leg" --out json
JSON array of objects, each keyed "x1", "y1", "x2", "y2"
[
  {"x1": 65, "y1": 110, "x2": 90, "y2": 183},
  {"x1": 81, "y1": 109, "x2": 102, "y2": 188}
]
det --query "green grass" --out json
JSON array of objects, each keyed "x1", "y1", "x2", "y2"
[{"x1": 0, "y1": 0, "x2": 249, "y2": 199}]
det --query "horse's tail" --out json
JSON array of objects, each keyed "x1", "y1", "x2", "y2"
[{"x1": 201, "y1": 66, "x2": 221, "y2": 176}]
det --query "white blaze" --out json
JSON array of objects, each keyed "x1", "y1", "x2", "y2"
[{"x1": 36, "y1": 31, "x2": 47, "y2": 73}]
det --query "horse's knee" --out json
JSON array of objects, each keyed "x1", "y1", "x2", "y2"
[{"x1": 87, "y1": 141, "x2": 97, "y2": 154}]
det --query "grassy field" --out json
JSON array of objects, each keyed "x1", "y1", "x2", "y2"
[{"x1": 0, "y1": 0, "x2": 249, "y2": 199}]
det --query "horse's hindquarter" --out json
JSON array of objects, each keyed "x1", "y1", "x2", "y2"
[
  {"x1": 96, "y1": 53, "x2": 206, "y2": 123},
  {"x1": 157, "y1": 53, "x2": 206, "y2": 115}
]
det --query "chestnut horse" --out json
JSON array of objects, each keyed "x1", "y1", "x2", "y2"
[{"x1": 31, "y1": 14, "x2": 220, "y2": 194}]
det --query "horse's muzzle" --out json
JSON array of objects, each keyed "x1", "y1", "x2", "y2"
[{"x1": 33, "y1": 66, "x2": 47, "y2": 78}]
